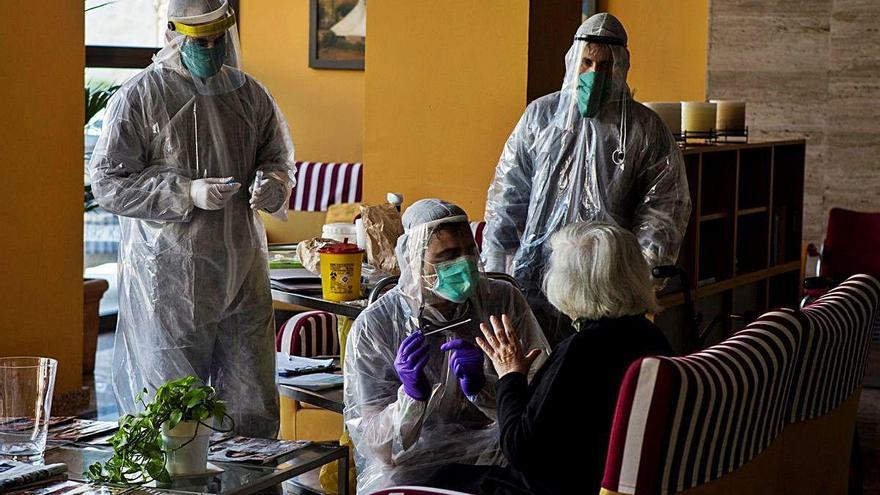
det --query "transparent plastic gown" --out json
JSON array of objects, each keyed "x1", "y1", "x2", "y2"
[
  {"x1": 483, "y1": 13, "x2": 691, "y2": 333},
  {"x1": 343, "y1": 199, "x2": 551, "y2": 493},
  {"x1": 87, "y1": 0, "x2": 295, "y2": 437}
]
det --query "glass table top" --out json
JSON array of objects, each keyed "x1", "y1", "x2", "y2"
[{"x1": 41, "y1": 442, "x2": 344, "y2": 495}]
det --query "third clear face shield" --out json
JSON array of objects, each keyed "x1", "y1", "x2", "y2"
[
  {"x1": 160, "y1": 0, "x2": 245, "y2": 95},
  {"x1": 556, "y1": 35, "x2": 631, "y2": 136}
]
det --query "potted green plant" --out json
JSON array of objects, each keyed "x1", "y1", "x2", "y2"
[{"x1": 86, "y1": 376, "x2": 233, "y2": 485}]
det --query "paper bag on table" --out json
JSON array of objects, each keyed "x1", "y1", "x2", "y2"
[
  {"x1": 297, "y1": 238, "x2": 338, "y2": 275},
  {"x1": 359, "y1": 204, "x2": 404, "y2": 276}
]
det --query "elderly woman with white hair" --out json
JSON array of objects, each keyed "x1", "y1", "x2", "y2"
[{"x1": 429, "y1": 221, "x2": 672, "y2": 494}]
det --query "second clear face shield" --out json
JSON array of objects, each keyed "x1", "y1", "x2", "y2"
[
  {"x1": 165, "y1": 0, "x2": 244, "y2": 94},
  {"x1": 557, "y1": 34, "x2": 630, "y2": 129}
]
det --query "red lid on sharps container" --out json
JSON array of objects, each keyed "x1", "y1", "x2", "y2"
[{"x1": 318, "y1": 241, "x2": 364, "y2": 255}]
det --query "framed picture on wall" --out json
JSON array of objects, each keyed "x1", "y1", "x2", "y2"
[{"x1": 309, "y1": 0, "x2": 366, "y2": 70}]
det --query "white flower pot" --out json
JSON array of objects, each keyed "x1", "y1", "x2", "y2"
[{"x1": 161, "y1": 420, "x2": 212, "y2": 476}]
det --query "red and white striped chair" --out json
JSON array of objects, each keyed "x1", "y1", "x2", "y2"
[
  {"x1": 777, "y1": 274, "x2": 880, "y2": 494},
  {"x1": 276, "y1": 311, "x2": 340, "y2": 357},
  {"x1": 600, "y1": 309, "x2": 802, "y2": 494},
  {"x1": 599, "y1": 275, "x2": 880, "y2": 494},
  {"x1": 290, "y1": 161, "x2": 363, "y2": 212},
  {"x1": 277, "y1": 311, "x2": 343, "y2": 442}
]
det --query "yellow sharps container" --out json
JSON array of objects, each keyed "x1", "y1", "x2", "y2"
[{"x1": 318, "y1": 242, "x2": 365, "y2": 302}]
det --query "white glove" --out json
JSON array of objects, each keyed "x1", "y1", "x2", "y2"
[
  {"x1": 249, "y1": 172, "x2": 286, "y2": 212},
  {"x1": 190, "y1": 177, "x2": 241, "y2": 211}
]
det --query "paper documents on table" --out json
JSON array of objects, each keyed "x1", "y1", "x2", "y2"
[
  {"x1": 276, "y1": 353, "x2": 334, "y2": 375},
  {"x1": 277, "y1": 373, "x2": 344, "y2": 391}
]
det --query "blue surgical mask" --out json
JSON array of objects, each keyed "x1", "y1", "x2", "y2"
[
  {"x1": 181, "y1": 36, "x2": 227, "y2": 79},
  {"x1": 577, "y1": 71, "x2": 612, "y2": 118},
  {"x1": 426, "y1": 256, "x2": 479, "y2": 304}
]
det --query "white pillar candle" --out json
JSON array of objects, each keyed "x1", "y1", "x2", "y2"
[
  {"x1": 644, "y1": 102, "x2": 682, "y2": 135},
  {"x1": 710, "y1": 100, "x2": 746, "y2": 132},
  {"x1": 681, "y1": 101, "x2": 717, "y2": 133}
]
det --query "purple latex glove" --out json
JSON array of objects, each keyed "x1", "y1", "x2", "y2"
[
  {"x1": 440, "y1": 339, "x2": 486, "y2": 396},
  {"x1": 394, "y1": 331, "x2": 431, "y2": 401}
]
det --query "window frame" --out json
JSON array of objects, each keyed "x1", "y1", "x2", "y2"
[{"x1": 85, "y1": 0, "x2": 240, "y2": 69}]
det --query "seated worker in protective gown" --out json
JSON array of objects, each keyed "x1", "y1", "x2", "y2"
[{"x1": 343, "y1": 199, "x2": 551, "y2": 494}]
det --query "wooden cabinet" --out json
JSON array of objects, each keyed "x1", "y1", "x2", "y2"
[{"x1": 655, "y1": 140, "x2": 806, "y2": 351}]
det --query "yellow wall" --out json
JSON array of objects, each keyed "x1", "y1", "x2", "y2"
[
  {"x1": 600, "y1": 0, "x2": 708, "y2": 102},
  {"x1": 240, "y1": 0, "x2": 364, "y2": 163},
  {"x1": 0, "y1": 0, "x2": 84, "y2": 394},
  {"x1": 363, "y1": 0, "x2": 530, "y2": 218}
]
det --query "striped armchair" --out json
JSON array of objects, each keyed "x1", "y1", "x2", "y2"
[
  {"x1": 276, "y1": 311, "x2": 340, "y2": 357},
  {"x1": 778, "y1": 274, "x2": 880, "y2": 494},
  {"x1": 600, "y1": 275, "x2": 880, "y2": 494},
  {"x1": 277, "y1": 311, "x2": 343, "y2": 442},
  {"x1": 600, "y1": 310, "x2": 802, "y2": 494}
]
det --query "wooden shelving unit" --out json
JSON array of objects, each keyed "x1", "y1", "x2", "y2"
[{"x1": 655, "y1": 140, "x2": 806, "y2": 351}]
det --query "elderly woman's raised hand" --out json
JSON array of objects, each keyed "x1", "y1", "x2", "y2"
[{"x1": 476, "y1": 314, "x2": 543, "y2": 378}]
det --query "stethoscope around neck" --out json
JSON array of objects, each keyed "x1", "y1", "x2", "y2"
[
  {"x1": 578, "y1": 95, "x2": 628, "y2": 168},
  {"x1": 612, "y1": 96, "x2": 628, "y2": 167}
]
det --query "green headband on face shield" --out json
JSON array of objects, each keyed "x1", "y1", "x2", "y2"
[{"x1": 577, "y1": 71, "x2": 612, "y2": 118}]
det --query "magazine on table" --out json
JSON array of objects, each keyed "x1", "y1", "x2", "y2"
[
  {"x1": 82, "y1": 432, "x2": 117, "y2": 447},
  {"x1": 122, "y1": 488, "x2": 204, "y2": 495},
  {"x1": 0, "y1": 417, "x2": 76, "y2": 433},
  {"x1": 47, "y1": 420, "x2": 118, "y2": 443},
  {"x1": 0, "y1": 461, "x2": 67, "y2": 492},
  {"x1": 8, "y1": 480, "x2": 130, "y2": 495},
  {"x1": 208, "y1": 436, "x2": 311, "y2": 464},
  {"x1": 208, "y1": 430, "x2": 234, "y2": 445}
]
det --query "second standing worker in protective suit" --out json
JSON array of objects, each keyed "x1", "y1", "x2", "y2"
[
  {"x1": 88, "y1": 0, "x2": 295, "y2": 437},
  {"x1": 482, "y1": 13, "x2": 691, "y2": 346},
  {"x1": 344, "y1": 199, "x2": 550, "y2": 493}
]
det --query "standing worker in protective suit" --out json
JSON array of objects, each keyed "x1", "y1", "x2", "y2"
[
  {"x1": 483, "y1": 13, "x2": 691, "y2": 346},
  {"x1": 88, "y1": 0, "x2": 295, "y2": 438},
  {"x1": 344, "y1": 199, "x2": 550, "y2": 493}
]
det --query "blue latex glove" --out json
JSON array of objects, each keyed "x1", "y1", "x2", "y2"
[
  {"x1": 394, "y1": 331, "x2": 431, "y2": 401},
  {"x1": 440, "y1": 339, "x2": 486, "y2": 396}
]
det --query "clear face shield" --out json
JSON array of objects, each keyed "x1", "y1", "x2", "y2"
[
  {"x1": 557, "y1": 35, "x2": 631, "y2": 129},
  {"x1": 396, "y1": 216, "x2": 485, "y2": 328},
  {"x1": 159, "y1": 0, "x2": 245, "y2": 95},
  {"x1": 555, "y1": 35, "x2": 632, "y2": 167}
]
